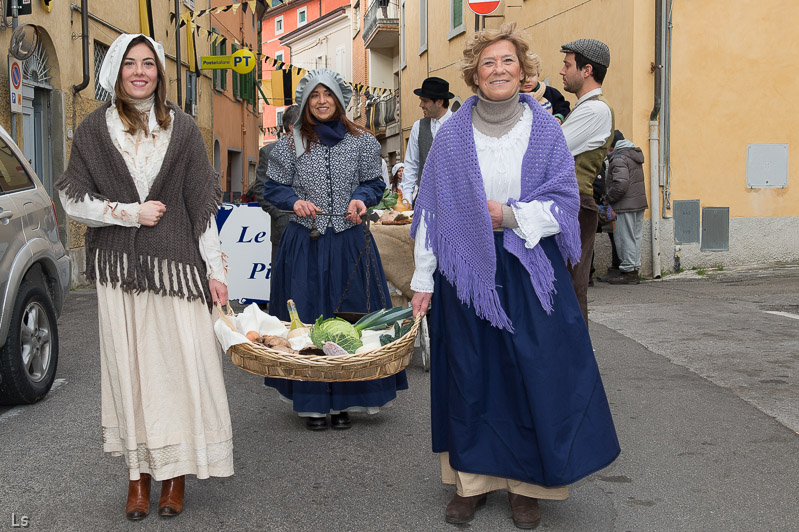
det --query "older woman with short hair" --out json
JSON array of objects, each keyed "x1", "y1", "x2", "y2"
[{"x1": 410, "y1": 23, "x2": 619, "y2": 528}]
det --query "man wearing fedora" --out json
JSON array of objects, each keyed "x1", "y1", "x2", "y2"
[
  {"x1": 399, "y1": 77, "x2": 454, "y2": 203},
  {"x1": 559, "y1": 38, "x2": 615, "y2": 326}
]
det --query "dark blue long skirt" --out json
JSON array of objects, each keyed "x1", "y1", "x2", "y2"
[
  {"x1": 264, "y1": 221, "x2": 408, "y2": 413},
  {"x1": 430, "y1": 234, "x2": 620, "y2": 487}
]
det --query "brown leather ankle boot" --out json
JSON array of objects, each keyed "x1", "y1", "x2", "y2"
[
  {"x1": 125, "y1": 473, "x2": 151, "y2": 521},
  {"x1": 508, "y1": 492, "x2": 541, "y2": 529},
  {"x1": 158, "y1": 475, "x2": 185, "y2": 517},
  {"x1": 445, "y1": 493, "x2": 487, "y2": 524}
]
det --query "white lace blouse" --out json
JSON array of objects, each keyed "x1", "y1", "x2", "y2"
[
  {"x1": 60, "y1": 104, "x2": 226, "y2": 284},
  {"x1": 411, "y1": 105, "x2": 561, "y2": 293}
]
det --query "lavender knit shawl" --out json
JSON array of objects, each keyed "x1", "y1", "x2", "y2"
[{"x1": 410, "y1": 94, "x2": 581, "y2": 331}]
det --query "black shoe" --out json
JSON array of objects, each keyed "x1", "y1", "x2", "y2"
[
  {"x1": 330, "y1": 412, "x2": 351, "y2": 430},
  {"x1": 306, "y1": 417, "x2": 328, "y2": 431}
]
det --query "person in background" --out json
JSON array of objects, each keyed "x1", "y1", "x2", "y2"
[
  {"x1": 559, "y1": 38, "x2": 614, "y2": 326},
  {"x1": 520, "y1": 52, "x2": 570, "y2": 123},
  {"x1": 390, "y1": 162, "x2": 404, "y2": 193},
  {"x1": 604, "y1": 130, "x2": 648, "y2": 285},
  {"x1": 56, "y1": 33, "x2": 232, "y2": 520},
  {"x1": 400, "y1": 77, "x2": 454, "y2": 204},
  {"x1": 410, "y1": 23, "x2": 619, "y2": 529},
  {"x1": 263, "y1": 68, "x2": 407, "y2": 431},
  {"x1": 254, "y1": 104, "x2": 300, "y2": 290},
  {"x1": 592, "y1": 157, "x2": 622, "y2": 283}
]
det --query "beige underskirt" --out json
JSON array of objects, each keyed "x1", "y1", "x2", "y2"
[
  {"x1": 440, "y1": 453, "x2": 569, "y2": 500},
  {"x1": 97, "y1": 276, "x2": 234, "y2": 482}
]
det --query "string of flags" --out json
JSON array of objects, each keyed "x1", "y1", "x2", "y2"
[{"x1": 168, "y1": 11, "x2": 395, "y2": 101}]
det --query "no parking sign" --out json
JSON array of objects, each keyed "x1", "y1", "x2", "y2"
[{"x1": 8, "y1": 56, "x2": 22, "y2": 113}]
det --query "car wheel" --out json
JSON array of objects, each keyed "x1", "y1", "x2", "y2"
[{"x1": 0, "y1": 281, "x2": 59, "y2": 405}]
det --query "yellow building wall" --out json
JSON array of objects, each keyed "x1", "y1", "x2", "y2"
[
  {"x1": 401, "y1": 0, "x2": 656, "y2": 189},
  {"x1": 402, "y1": 0, "x2": 798, "y2": 221},
  {"x1": 668, "y1": 0, "x2": 798, "y2": 218}
]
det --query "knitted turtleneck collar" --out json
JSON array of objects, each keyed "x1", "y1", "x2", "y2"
[{"x1": 472, "y1": 88, "x2": 525, "y2": 138}]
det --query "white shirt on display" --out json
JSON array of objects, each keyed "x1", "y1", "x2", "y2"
[
  {"x1": 560, "y1": 88, "x2": 612, "y2": 157},
  {"x1": 399, "y1": 108, "x2": 453, "y2": 201}
]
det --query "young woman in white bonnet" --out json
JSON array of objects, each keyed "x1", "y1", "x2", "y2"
[
  {"x1": 55, "y1": 34, "x2": 233, "y2": 520},
  {"x1": 263, "y1": 68, "x2": 407, "y2": 431}
]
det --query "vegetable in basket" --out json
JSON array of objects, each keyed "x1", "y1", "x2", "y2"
[
  {"x1": 310, "y1": 306, "x2": 415, "y2": 354},
  {"x1": 366, "y1": 189, "x2": 398, "y2": 214}
]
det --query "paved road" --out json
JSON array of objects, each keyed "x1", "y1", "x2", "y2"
[{"x1": 1, "y1": 266, "x2": 798, "y2": 531}]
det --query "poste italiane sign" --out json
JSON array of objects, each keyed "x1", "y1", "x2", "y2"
[{"x1": 201, "y1": 48, "x2": 256, "y2": 74}]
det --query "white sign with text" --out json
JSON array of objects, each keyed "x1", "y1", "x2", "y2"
[{"x1": 216, "y1": 203, "x2": 272, "y2": 304}]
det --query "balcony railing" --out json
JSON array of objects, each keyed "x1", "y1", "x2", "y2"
[
  {"x1": 363, "y1": 0, "x2": 399, "y2": 48},
  {"x1": 366, "y1": 93, "x2": 398, "y2": 136}
]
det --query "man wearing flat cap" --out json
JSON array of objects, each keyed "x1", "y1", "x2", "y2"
[
  {"x1": 399, "y1": 77, "x2": 454, "y2": 203},
  {"x1": 559, "y1": 38, "x2": 615, "y2": 326}
]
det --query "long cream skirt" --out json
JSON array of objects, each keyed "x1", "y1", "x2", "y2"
[{"x1": 97, "y1": 281, "x2": 234, "y2": 481}]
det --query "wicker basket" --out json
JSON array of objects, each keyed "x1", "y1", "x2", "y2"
[{"x1": 217, "y1": 305, "x2": 420, "y2": 382}]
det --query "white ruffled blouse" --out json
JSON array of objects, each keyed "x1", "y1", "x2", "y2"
[
  {"x1": 411, "y1": 105, "x2": 561, "y2": 293},
  {"x1": 60, "y1": 103, "x2": 226, "y2": 284}
]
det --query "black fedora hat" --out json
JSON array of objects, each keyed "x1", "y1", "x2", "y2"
[{"x1": 413, "y1": 77, "x2": 454, "y2": 100}]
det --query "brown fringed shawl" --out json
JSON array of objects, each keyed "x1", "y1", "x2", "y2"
[{"x1": 56, "y1": 101, "x2": 221, "y2": 308}]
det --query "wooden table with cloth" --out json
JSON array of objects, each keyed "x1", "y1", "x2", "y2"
[{"x1": 370, "y1": 223, "x2": 415, "y2": 307}]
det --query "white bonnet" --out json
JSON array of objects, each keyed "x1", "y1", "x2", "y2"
[{"x1": 98, "y1": 33, "x2": 166, "y2": 99}]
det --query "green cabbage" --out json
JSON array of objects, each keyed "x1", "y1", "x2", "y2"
[
  {"x1": 367, "y1": 189, "x2": 398, "y2": 214},
  {"x1": 310, "y1": 316, "x2": 363, "y2": 354}
]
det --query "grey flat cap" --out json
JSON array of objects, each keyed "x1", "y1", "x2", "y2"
[{"x1": 560, "y1": 39, "x2": 610, "y2": 68}]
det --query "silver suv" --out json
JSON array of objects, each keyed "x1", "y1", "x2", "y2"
[{"x1": 0, "y1": 124, "x2": 71, "y2": 405}]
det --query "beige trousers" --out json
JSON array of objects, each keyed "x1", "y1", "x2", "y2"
[{"x1": 440, "y1": 453, "x2": 569, "y2": 500}]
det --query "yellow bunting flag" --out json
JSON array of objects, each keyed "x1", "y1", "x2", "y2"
[{"x1": 139, "y1": 0, "x2": 155, "y2": 37}]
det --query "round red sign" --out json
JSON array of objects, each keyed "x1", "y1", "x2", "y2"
[{"x1": 467, "y1": 0, "x2": 501, "y2": 16}]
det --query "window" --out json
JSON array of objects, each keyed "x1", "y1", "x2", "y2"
[
  {"x1": 211, "y1": 28, "x2": 221, "y2": 90},
  {"x1": 93, "y1": 41, "x2": 111, "y2": 101},
  {"x1": 183, "y1": 0, "x2": 194, "y2": 8},
  {"x1": 0, "y1": 137, "x2": 33, "y2": 193},
  {"x1": 219, "y1": 40, "x2": 228, "y2": 91},
  {"x1": 231, "y1": 44, "x2": 240, "y2": 99},
  {"x1": 352, "y1": 2, "x2": 360, "y2": 37},
  {"x1": 275, "y1": 16, "x2": 284, "y2": 35},
  {"x1": 448, "y1": 0, "x2": 465, "y2": 40},
  {"x1": 418, "y1": 0, "x2": 427, "y2": 54},
  {"x1": 276, "y1": 108, "x2": 285, "y2": 128},
  {"x1": 275, "y1": 51, "x2": 284, "y2": 63},
  {"x1": 315, "y1": 55, "x2": 326, "y2": 69},
  {"x1": 185, "y1": 71, "x2": 198, "y2": 116},
  {"x1": 298, "y1": 7, "x2": 307, "y2": 26}
]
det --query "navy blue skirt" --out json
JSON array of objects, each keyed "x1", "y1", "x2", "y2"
[
  {"x1": 264, "y1": 221, "x2": 408, "y2": 414},
  {"x1": 430, "y1": 234, "x2": 620, "y2": 487}
]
